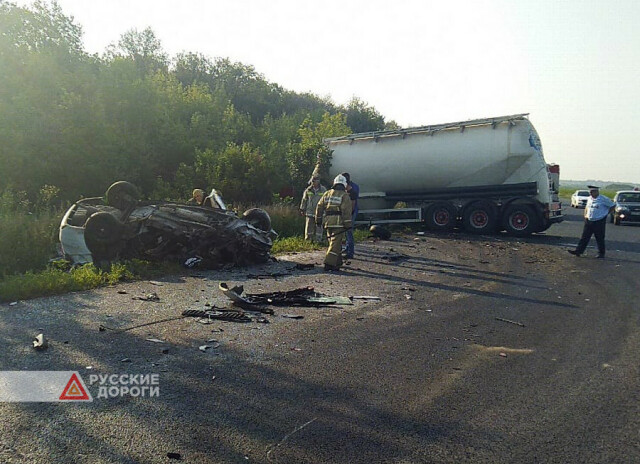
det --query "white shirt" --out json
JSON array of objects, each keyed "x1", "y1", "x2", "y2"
[{"x1": 585, "y1": 194, "x2": 614, "y2": 221}]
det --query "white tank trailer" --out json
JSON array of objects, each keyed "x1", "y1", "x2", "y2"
[{"x1": 323, "y1": 114, "x2": 563, "y2": 236}]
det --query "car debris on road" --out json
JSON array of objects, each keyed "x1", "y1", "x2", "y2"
[{"x1": 59, "y1": 181, "x2": 277, "y2": 269}]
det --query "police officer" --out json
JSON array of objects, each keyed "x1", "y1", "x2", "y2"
[
  {"x1": 300, "y1": 175, "x2": 327, "y2": 242},
  {"x1": 568, "y1": 185, "x2": 615, "y2": 258},
  {"x1": 315, "y1": 175, "x2": 353, "y2": 271}
]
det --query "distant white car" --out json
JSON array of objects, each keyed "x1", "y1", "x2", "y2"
[{"x1": 570, "y1": 190, "x2": 590, "y2": 208}]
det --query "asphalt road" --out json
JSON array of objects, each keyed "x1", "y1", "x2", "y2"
[{"x1": 1, "y1": 203, "x2": 639, "y2": 463}]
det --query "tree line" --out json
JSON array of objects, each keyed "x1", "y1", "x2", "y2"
[{"x1": 0, "y1": 0, "x2": 397, "y2": 210}]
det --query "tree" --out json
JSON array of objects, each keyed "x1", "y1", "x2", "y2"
[
  {"x1": 344, "y1": 97, "x2": 386, "y2": 133},
  {"x1": 107, "y1": 27, "x2": 168, "y2": 77},
  {"x1": 286, "y1": 112, "x2": 351, "y2": 192}
]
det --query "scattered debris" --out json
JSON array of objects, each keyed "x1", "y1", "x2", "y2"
[
  {"x1": 495, "y1": 317, "x2": 526, "y2": 327},
  {"x1": 117, "y1": 290, "x2": 128, "y2": 294},
  {"x1": 266, "y1": 417, "x2": 317, "y2": 462},
  {"x1": 161, "y1": 348, "x2": 169, "y2": 355},
  {"x1": 32, "y1": 334, "x2": 48, "y2": 351},
  {"x1": 100, "y1": 315, "x2": 185, "y2": 334},
  {"x1": 132, "y1": 292, "x2": 160, "y2": 302},
  {"x1": 416, "y1": 231, "x2": 425, "y2": 236},
  {"x1": 246, "y1": 272, "x2": 291, "y2": 279},
  {"x1": 182, "y1": 308, "x2": 252, "y2": 323},
  {"x1": 120, "y1": 358, "x2": 132, "y2": 363},
  {"x1": 369, "y1": 224, "x2": 391, "y2": 240},
  {"x1": 220, "y1": 283, "x2": 352, "y2": 309},
  {"x1": 499, "y1": 352, "x2": 508, "y2": 358},
  {"x1": 351, "y1": 296, "x2": 381, "y2": 301},
  {"x1": 184, "y1": 256, "x2": 202, "y2": 268},
  {"x1": 9, "y1": 301, "x2": 18, "y2": 306},
  {"x1": 199, "y1": 345, "x2": 212, "y2": 352},
  {"x1": 148, "y1": 281, "x2": 164, "y2": 286},
  {"x1": 281, "y1": 314, "x2": 304, "y2": 319},
  {"x1": 294, "y1": 263, "x2": 315, "y2": 271},
  {"x1": 404, "y1": 295, "x2": 413, "y2": 300},
  {"x1": 167, "y1": 452, "x2": 182, "y2": 460},
  {"x1": 146, "y1": 338, "x2": 165, "y2": 343}
]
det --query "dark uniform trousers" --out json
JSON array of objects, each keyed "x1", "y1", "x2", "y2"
[{"x1": 575, "y1": 217, "x2": 607, "y2": 255}]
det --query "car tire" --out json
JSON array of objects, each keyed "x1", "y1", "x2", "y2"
[
  {"x1": 106, "y1": 181, "x2": 140, "y2": 211},
  {"x1": 425, "y1": 201, "x2": 457, "y2": 231},
  {"x1": 502, "y1": 204, "x2": 538, "y2": 236},
  {"x1": 242, "y1": 208, "x2": 272, "y2": 232},
  {"x1": 462, "y1": 201, "x2": 497, "y2": 234},
  {"x1": 84, "y1": 212, "x2": 124, "y2": 256}
]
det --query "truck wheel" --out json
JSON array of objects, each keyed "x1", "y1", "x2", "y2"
[
  {"x1": 462, "y1": 201, "x2": 496, "y2": 234},
  {"x1": 243, "y1": 208, "x2": 272, "y2": 232},
  {"x1": 425, "y1": 202, "x2": 457, "y2": 231},
  {"x1": 84, "y1": 212, "x2": 124, "y2": 255},
  {"x1": 106, "y1": 181, "x2": 139, "y2": 210},
  {"x1": 502, "y1": 204, "x2": 538, "y2": 236}
]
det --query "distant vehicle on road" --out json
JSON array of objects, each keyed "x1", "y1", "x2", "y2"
[
  {"x1": 610, "y1": 190, "x2": 640, "y2": 225},
  {"x1": 59, "y1": 181, "x2": 276, "y2": 268},
  {"x1": 570, "y1": 190, "x2": 590, "y2": 208}
]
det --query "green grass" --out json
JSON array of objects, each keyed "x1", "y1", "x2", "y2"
[
  {"x1": 0, "y1": 211, "x2": 60, "y2": 278},
  {"x1": 0, "y1": 259, "x2": 181, "y2": 303},
  {"x1": 559, "y1": 187, "x2": 616, "y2": 199}
]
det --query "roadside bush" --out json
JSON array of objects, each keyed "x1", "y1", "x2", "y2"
[{"x1": 0, "y1": 210, "x2": 60, "y2": 278}]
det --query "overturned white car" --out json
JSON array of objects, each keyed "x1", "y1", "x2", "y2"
[{"x1": 59, "y1": 181, "x2": 276, "y2": 268}]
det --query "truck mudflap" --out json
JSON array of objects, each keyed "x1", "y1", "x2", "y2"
[{"x1": 544, "y1": 201, "x2": 564, "y2": 226}]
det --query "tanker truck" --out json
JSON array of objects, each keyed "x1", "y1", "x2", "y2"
[{"x1": 322, "y1": 113, "x2": 562, "y2": 236}]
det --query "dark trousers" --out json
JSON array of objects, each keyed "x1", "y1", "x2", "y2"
[{"x1": 576, "y1": 217, "x2": 607, "y2": 255}]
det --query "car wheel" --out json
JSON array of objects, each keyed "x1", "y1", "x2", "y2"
[
  {"x1": 462, "y1": 201, "x2": 497, "y2": 234},
  {"x1": 502, "y1": 204, "x2": 538, "y2": 236},
  {"x1": 106, "y1": 181, "x2": 140, "y2": 210},
  {"x1": 425, "y1": 201, "x2": 457, "y2": 231},
  {"x1": 242, "y1": 208, "x2": 272, "y2": 232},
  {"x1": 84, "y1": 212, "x2": 124, "y2": 257}
]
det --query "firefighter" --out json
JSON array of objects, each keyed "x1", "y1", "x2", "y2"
[
  {"x1": 315, "y1": 174, "x2": 353, "y2": 271},
  {"x1": 299, "y1": 175, "x2": 327, "y2": 242}
]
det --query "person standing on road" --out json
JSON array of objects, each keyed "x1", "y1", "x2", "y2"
[
  {"x1": 568, "y1": 185, "x2": 615, "y2": 258},
  {"x1": 300, "y1": 175, "x2": 327, "y2": 243},
  {"x1": 341, "y1": 172, "x2": 359, "y2": 259},
  {"x1": 315, "y1": 175, "x2": 353, "y2": 271}
]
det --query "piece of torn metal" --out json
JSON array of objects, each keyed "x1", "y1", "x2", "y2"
[
  {"x1": 182, "y1": 308, "x2": 252, "y2": 323},
  {"x1": 132, "y1": 292, "x2": 160, "y2": 302},
  {"x1": 294, "y1": 263, "x2": 315, "y2": 271},
  {"x1": 219, "y1": 283, "x2": 353, "y2": 308},
  {"x1": 33, "y1": 334, "x2": 48, "y2": 350}
]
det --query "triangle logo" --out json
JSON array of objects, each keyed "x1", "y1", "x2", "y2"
[{"x1": 59, "y1": 373, "x2": 91, "y2": 401}]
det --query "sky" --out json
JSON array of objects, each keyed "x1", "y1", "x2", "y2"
[{"x1": 14, "y1": 0, "x2": 640, "y2": 183}]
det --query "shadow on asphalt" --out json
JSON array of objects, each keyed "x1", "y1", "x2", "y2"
[
  {"x1": 0, "y1": 287, "x2": 502, "y2": 463},
  {"x1": 346, "y1": 249, "x2": 575, "y2": 309}
]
